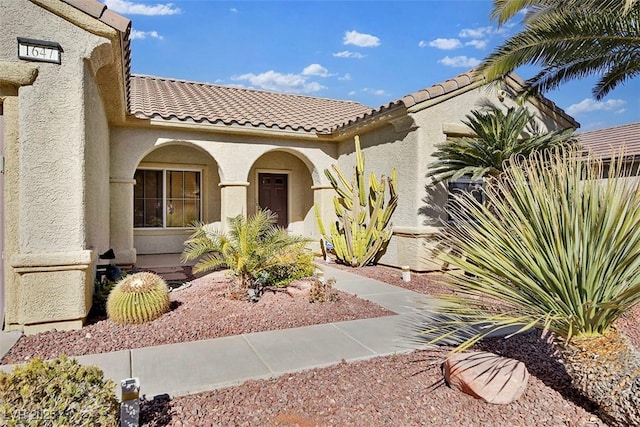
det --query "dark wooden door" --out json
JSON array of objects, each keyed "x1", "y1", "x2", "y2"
[{"x1": 258, "y1": 173, "x2": 288, "y2": 228}]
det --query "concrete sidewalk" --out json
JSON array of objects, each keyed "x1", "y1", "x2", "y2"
[{"x1": 1, "y1": 264, "x2": 435, "y2": 400}]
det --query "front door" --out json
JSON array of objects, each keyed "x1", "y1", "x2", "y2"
[{"x1": 258, "y1": 173, "x2": 288, "y2": 228}]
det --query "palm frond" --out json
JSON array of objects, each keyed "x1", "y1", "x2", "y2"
[{"x1": 482, "y1": 1, "x2": 640, "y2": 99}]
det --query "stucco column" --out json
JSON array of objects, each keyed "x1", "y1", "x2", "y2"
[
  {"x1": 109, "y1": 178, "x2": 136, "y2": 265},
  {"x1": 1, "y1": 62, "x2": 38, "y2": 331},
  {"x1": 219, "y1": 182, "x2": 249, "y2": 230}
]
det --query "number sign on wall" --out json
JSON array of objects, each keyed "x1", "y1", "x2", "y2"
[{"x1": 17, "y1": 37, "x2": 62, "y2": 64}]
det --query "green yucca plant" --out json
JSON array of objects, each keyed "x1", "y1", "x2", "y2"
[
  {"x1": 182, "y1": 209, "x2": 312, "y2": 300},
  {"x1": 421, "y1": 145, "x2": 640, "y2": 426},
  {"x1": 107, "y1": 272, "x2": 170, "y2": 325}
]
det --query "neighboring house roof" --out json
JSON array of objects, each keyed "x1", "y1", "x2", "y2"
[
  {"x1": 128, "y1": 75, "x2": 373, "y2": 134},
  {"x1": 577, "y1": 122, "x2": 640, "y2": 158}
]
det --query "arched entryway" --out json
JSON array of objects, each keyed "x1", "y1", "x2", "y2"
[
  {"x1": 132, "y1": 143, "x2": 221, "y2": 254},
  {"x1": 248, "y1": 150, "x2": 314, "y2": 236}
]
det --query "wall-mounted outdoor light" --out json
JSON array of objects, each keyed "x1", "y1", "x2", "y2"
[{"x1": 17, "y1": 37, "x2": 62, "y2": 64}]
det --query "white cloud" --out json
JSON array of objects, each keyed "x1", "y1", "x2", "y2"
[
  {"x1": 339, "y1": 73, "x2": 352, "y2": 81},
  {"x1": 459, "y1": 26, "x2": 505, "y2": 39},
  {"x1": 438, "y1": 55, "x2": 481, "y2": 68},
  {"x1": 333, "y1": 50, "x2": 366, "y2": 59},
  {"x1": 343, "y1": 30, "x2": 380, "y2": 47},
  {"x1": 418, "y1": 40, "x2": 428, "y2": 48},
  {"x1": 427, "y1": 38, "x2": 462, "y2": 50},
  {"x1": 566, "y1": 98, "x2": 627, "y2": 115},
  {"x1": 465, "y1": 39, "x2": 488, "y2": 49},
  {"x1": 230, "y1": 8, "x2": 238, "y2": 13},
  {"x1": 302, "y1": 64, "x2": 329, "y2": 77},
  {"x1": 104, "y1": 0, "x2": 181, "y2": 15},
  {"x1": 231, "y1": 70, "x2": 326, "y2": 94},
  {"x1": 130, "y1": 29, "x2": 163, "y2": 40},
  {"x1": 363, "y1": 88, "x2": 389, "y2": 97}
]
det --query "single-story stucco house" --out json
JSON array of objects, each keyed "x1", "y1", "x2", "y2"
[{"x1": 0, "y1": 0, "x2": 579, "y2": 334}]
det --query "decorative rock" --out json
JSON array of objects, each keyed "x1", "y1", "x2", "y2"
[{"x1": 443, "y1": 351, "x2": 530, "y2": 404}]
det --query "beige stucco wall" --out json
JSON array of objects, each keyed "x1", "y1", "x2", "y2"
[
  {"x1": 110, "y1": 126, "x2": 338, "y2": 257},
  {"x1": 338, "y1": 87, "x2": 573, "y2": 271},
  {"x1": 1, "y1": 0, "x2": 116, "y2": 332}
]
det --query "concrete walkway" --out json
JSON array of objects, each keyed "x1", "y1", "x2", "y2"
[{"x1": 1, "y1": 264, "x2": 435, "y2": 400}]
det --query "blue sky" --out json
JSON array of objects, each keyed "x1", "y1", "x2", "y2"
[{"x1": 103, "y1": 0, "x2": 639, "y2": 132}]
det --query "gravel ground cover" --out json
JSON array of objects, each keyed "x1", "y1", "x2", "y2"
[
  {"x1": 4, "y1": 261, "x2": 639, "y2": 426},
  {"x1": 0, "y1": 269, "x2": 392, "y2": 364}
]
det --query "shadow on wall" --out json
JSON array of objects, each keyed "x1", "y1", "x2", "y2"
[{"x1": 419, "y1": 181, "x2": 448, "y2": 228}]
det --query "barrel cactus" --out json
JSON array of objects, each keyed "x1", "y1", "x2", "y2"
[{"x1": 106, "y1": 272, "x2": 170, "y2": 325}]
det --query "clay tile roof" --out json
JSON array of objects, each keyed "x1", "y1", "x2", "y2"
[
  {"x1": 128, "y1": 75, "x2": 374, "y2": 133},
  {"x1": 62, "y1": 0, "x2": 131, "y2": 33},
  {"x1": 400, "y1": 71, "x2": 478, "y2": 108},
  {"x1": 576, "y1": 122, "x2": 640, "y2": 158}
]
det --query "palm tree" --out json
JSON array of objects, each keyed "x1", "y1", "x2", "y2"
[
  {"x1": 480, "y1": 0, "x2": 640, "y2": 99},
  {"x1": 427, "y1": 104, "x2": 574, "y2": 183},
  {"x1": 182, "y1": 209, "x2": 312, "y2": 300},
  {"x1": 422, "y1": 146, "x2": 640, "y2": 426}
]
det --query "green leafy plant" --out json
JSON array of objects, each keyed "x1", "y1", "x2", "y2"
[
  {"x1": 308, "y1": 277, "x2": 338, "y2": 303},
  {"x1": 90, "y1": 278, "x2": 117, "y2": 318},
  {"x1": 106, "y1": 272, "x2": 170, "y2": 325},
  {"x1": 0, "y1": 355, "x2": 118, "y2": 426},
  {"x1": 480, "y1": 0, "x2": 640, "y2": 100},
  {"x1": 258, "y1": 247, "x2": 316, "y2": 288},
  {"x1": 421, "y1": 145, "x2": 640, "y2": 426},
  {"x1": 182, "y1": 209, "x2": 312, "y2": 300},
  {"x1": 427, "y1": 105, "x2": 574, "y2": 183},
  {"x1": 315, "y1": 135, "x2": 398, "y2": 267}
]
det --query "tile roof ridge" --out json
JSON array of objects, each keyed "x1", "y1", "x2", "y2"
[
  {"x1": 577, "y1": 121, "x2": 640, "y2": 135},
  {"x1": 130, "y1": 74, "x2": 372, "y2": 107}
]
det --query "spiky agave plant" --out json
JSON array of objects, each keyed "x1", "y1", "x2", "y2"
[
  {"x1": 107, "y1": 272, "x2": 170, "y2": 325},
  {"x1": 421, "y1": 145, "x2": 640, "y2": 426}
]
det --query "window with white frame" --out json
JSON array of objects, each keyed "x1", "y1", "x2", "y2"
[{"x1": 134, "y1": 169, "x2": 201, "y2": 228}]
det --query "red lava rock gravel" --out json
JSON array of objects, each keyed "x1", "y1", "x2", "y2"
[
  {"x1": 0, "y1": 271, "x2": 392, "y2": 364},
  {"x1": 4, "y1": 262, "x2": 640, "y2": 426}
]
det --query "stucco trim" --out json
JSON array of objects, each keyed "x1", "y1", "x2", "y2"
[
  {"x1": 442, "y1": 122, "x2": 475, "y2": 136},
  {"x1": 124, "y1": 117, "x2": 330, "y2": 142},
  {"x1": 392, "y1": 226, "x2": 441, "y2": 238},
  {"x1": 11, "y1": 250, "x2": 94, "y2": 270},
  {"x1": 219, "y1": 181, "x2": 250, "y2": 188},
  {"x1": 110, "y1": 178, "x2": 136, "y2": 185},
  {"x1": 0, "y1": 62, "x2": 39, "y2": 87}
]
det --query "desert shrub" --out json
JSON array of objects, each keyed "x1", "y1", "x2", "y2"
[
  {"x1": 308, "y1": 277, "x2": 339, "y2": 303},
  {"x1": 0, "y1": 355, "x2": 118, "y2": 426},
  {"x1": 90, "y1": 278, "x2": 117, "y2": 318},
  {"x1": 259, "y1": 246, "x2": 316, "y2": 288},
  {"x1": 107, "y1": 272, "x2": 170, "y2": 325}
]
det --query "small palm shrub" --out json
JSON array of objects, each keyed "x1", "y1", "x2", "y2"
[
  {"x1": 107, "y1": 272, "x2": 170, "y2": 325},
  {"x1": 0, "y1": 355, "x2": 118, "y2": 426},
  {"x1": 182, "y1": 209, "x2": 313, "y2": 300},
  {"x1": 421, "y1": 145, "x2": 640, "y2": 426}
]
